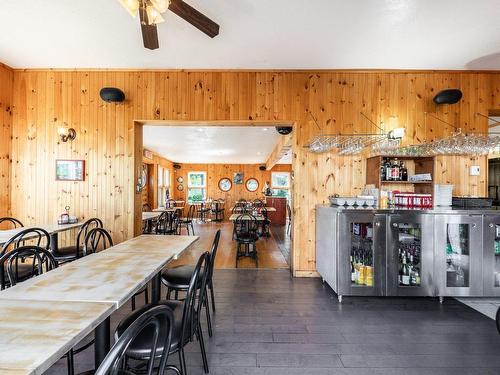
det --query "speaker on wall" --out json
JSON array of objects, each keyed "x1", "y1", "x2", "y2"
[
  {"x1": 259, "y1": 165, "x2": 266, "y2": 171},
  {"x1": 99, "y1": 87, "x2": 125, "y2": 103},
  {"x1": 276, "y1": 126, "x2": 293, "y2": 135},
  {"x1": 433, "y1": 89, "x2": 463, "y2": 105},
  {"x1": 173, "y1": 164, "x2": 182, "y2": 170}
]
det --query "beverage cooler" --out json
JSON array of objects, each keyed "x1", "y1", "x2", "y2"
[
  {"x1": 386, "y1": 213, "x2": 435, "y2": 297},
  {"x1": 338, "y1": 213, "x2": 386, "y2": 299},
  {"x1": 316, "y1": 205, "x2": 500, "y2": 301}
]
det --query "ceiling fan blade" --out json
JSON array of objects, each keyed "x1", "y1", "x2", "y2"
[
  {"x1": 168, "y1": 0, "x2": 220, "y2": 38},
  {"x1": 139, "y1": 4, "x2": 159, "y2": 50}
]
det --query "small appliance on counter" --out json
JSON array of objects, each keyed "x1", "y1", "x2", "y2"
[
  {"x1": 58, "y1": 206, "x2": 78, "y2": 225},
  {"x1": 434, "y1": 184, "x2": 453, "y2": 206}
]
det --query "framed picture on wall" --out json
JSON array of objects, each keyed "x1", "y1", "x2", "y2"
[
  {"x1": 233, "y1": 172, "x2": 244, "y2": 184},
  {"x1": 55, "y1": 160, "x2": 85, "y2": 181}
]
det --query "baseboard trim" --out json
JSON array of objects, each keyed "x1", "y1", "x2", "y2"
[{"x1": 294, "y1": 270, "x2": 320, "y2": 278}]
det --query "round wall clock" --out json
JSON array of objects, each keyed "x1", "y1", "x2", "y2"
[
  {"x1": 177, "y1": 184, "x2": 184, "y2": 191},
  {"x1": 218, "y1": 177, "x2": 232, "y2": 192},
  {"x1": 245, "y1": 178, "x2": 259, "y2": 192}
]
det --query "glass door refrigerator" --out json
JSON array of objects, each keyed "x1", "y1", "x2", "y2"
[
  {"x1": 434, "y1": 214, "x2": 483, "y2": 297},
  {"x1": 386, "y1": 213, "x2": 435, "y2": 296},
  {"x1": 338, "y1": 212, "x2": 386, "y2": 300},
  {"x1": 482, "y1": 214, "x2": 500, "y2": 296}
]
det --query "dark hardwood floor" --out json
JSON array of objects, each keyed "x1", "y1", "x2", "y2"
[{"x1": 45, "y1": 269, "x2": 500, "y2": 374}]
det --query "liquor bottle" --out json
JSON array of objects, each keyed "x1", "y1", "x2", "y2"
[
  {"x1": 380, "y1": 161, "x2": 386, "y2": 181},
  {"x1": 401, "y1": 255, "x2": 410, "y2": 286},
  {"x1": 400, "y1": 160, "x2": 408, "y2": 181},
  {"x1": 392, "y1": 158, "x2": 400, "y2": 181},
  {"x1": 386, "y1": 159, "x2": 393, "y2": 181},
  {"x1": 351, "y1": 255, "x2": 356, "y2": 283}
]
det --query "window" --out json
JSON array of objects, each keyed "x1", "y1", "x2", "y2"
[
  {"x1": 188, "y1": 171, "x2": 207, "y2": 202},
  {"x1": 157, "y1": 166, "x2": 170, "y2": 207},
  {"x1": 271, "y1": 171, "x2": 291, "y2": 198}
]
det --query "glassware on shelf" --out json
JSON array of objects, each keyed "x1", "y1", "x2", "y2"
[
  {"x1": 446, "y1": 224, "x2": 470, "y2": 288},
  {"x1": 350, "y1": 222, "x2": 374, "y2": 287}
]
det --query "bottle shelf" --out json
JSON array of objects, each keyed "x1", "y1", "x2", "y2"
[{"x1": 380, "y1": 181, "x2": 433, "y2": 184}]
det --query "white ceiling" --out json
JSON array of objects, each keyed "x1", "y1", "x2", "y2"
[
  {"x1": 143, "y1": 125, "x2": 291, "y2": 164},
  {"x1": 1, "y1": 0, "x2": 500, "y2": 69}
]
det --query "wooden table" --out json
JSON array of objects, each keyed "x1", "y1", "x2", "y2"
[
  {"x1": 0, "y1": 234, "x2": 198, "y2": 373},
  {"x1": 152, "y1": 207, "x2": 184, "y2": 213},
  {"x1": 142, "y1": 211, "x2": 161, "y2": 221},
  {"x1": 0, "y1": 299, "x2": 114, "y2": 375},
  {"x1": 0, "y1": 222, "x2": 83, "y2": 251},
  {"x1": 229, "y1": 206, "x2": 276, "y2": 212},
  {"x1": 229, "y1": 214, "x2": 265, "y2": 221}
]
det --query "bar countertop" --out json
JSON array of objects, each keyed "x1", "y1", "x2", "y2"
[{"x1": 316, "y1": 204, "x2": 500, "y2": 215}]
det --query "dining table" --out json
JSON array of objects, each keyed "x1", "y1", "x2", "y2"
[
  {"x1": 152, "y1": 206, "x2": 185, "y2": 213},
  {"x1": 0, "y1": 222, "x2": 84, "y2": 251},
  {"x1": 0, "y1": 234, "x2": 199, "y2": 374},
  {"x1": 229, "y1": 206, "x2": 276, "y2": 212}
]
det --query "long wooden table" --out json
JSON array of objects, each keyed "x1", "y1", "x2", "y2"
[
  {"x1": 229, "y1": 206, "x2": 276, "y2": 212},
  {"x1": 0, "y1": 222, "x2": 83, "y2": 246},
  {"x1": 0, "y1": 234, "x2": 198, "y2": 374}
]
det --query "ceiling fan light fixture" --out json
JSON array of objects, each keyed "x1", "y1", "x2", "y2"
[
  {"x1": 151, "y1": 0, "x2": 170, "y2": 13},
  {"x1": 119, "y1": 0, "x2": 140, "y2": 17},
  {"x1": 146, "y1": 4, "x2": 165, "y2": 24}
]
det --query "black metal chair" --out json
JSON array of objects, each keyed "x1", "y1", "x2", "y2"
[
  {"x1": 179, "y1": 205, "x2": 196, "y2": 235},
  {"x1": 197, "y1": 202, "x2": 210, "y2": 223},
  {"x1": 235, "y1": 214, "x2": 259, "y2": 267},
  {"x1": 211, "y1": 199, "x2": 225, "y2": 222},
  {"x1": 161, "y1": 230, "x2": 221, "y2": 337},
  {"x1": 52, "y1": 218, "x2": 103, "y2": 264},
  {"x1": 166, "y1": 199, "x2": 176, "y2": 208},
  {"x1": 91, "y1": 305, "x2": 179, "y2": 375},
  {"x1": 1, "y1": 227, "x2": 51, "y2": 290},
  {"x1": 260, "y1": 207, "x2": 271, "y2": 237},
  {"x1": 156, "y1": 212, "x2": 179, "y2": 235},
  {"x1": 252, "y1": 199, "x2": 265, "y2": 208},
  {"x1": 496, "y1": 306, "x2": 500, "y2": 335},
  {"x1": 286, "y1": 202, "x2": 292, "y2": 236},
  {"x1": 116, "y1": 252, "x2": 211, "y2": 375},
  {"x1": 0, "y1": 217, "x2": 23, "y2": 229},
  {"x1": 0, "y1": 245, "x2": 58, "y2": 287}
]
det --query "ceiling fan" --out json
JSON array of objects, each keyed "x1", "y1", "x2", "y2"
[{"x1": 119, "y1": 0, "x2": 220, "y2": 50}]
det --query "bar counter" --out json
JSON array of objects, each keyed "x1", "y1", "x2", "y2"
[{"x1": 316, "y1": 204, "x2": 500, "y2": 302}]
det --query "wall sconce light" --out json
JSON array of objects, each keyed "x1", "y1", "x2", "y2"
[
  {"x1": 58, "y1": 125, "x2": 77, "y2": 142},
  {"x1": 388, "y1": 127, "x2": 406, "y2": 140}
]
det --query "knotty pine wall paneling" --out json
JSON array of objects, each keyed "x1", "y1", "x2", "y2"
[
  {"x1": 9, "y1": 70, "x2": 500, "y2": 276},
  {"x1": 0, "y1": 64, "x2": 13, "y2": 219}
]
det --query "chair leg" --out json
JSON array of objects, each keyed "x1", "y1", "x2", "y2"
[
  {"x1": 178, "y1": 350, "x2": 186, "y2": 375},
  {"x1": 209, "y1": 281, "x2": 216, "y2": 313},
  {"x1": 190, "y1": 222, "x2": 195, "y2": 235},
  {"x1": 166, "y1": 287, "x2": 172, "y2": 300},
  {"x1": 66, "y1": 349, "x2": 74, "y2": 375},
  {"x1": 204, "y1": 290, "x2": 213, "y2": 337},
  {"x1": 174, "y1": 290, "x2": 178, "y2": 300},
  {"x1": 196, "y1": 323, "x2": 209, "y2": 374}
]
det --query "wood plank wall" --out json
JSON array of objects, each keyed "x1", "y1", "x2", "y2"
[
  {"x1": 0, "y1": 64, "x2": 13, "y2": 219},
  {"x1": 142, "y1": 150, "x2": 174, "y2": 209},
  {"x1": 6, "y1": 70, "x2": 500, "y2": 276},
  {"x1": 172, "y1": 163, "x2": 291, "y2": 220}
]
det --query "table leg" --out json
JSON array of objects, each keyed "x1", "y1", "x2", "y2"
[
  {"x1": 94, "y1": 317, "x2": 110, "y2": 369},
  {"x1": 151, "y1": 272, "x2": 161, "y2": 303},
  {"x1": 49, "y1": 232, "x2": 58, "y2": 252}
]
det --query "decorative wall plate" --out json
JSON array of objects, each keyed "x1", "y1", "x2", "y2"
[
  {"x1": 177, "y1": 184, "x2": 184, "y2": 191},
  {"x1": 177, "y1": 176, "x2": 184, "y2": 183},
  {"x1": 245, "y1": 178, "x2": 259, "y2": 192},
  {"x1": 218, "y1": 177, "x2": 232, "y2": 192}
]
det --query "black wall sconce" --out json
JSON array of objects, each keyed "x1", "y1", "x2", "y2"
[{"x1": 58, "y1": 125, "x2": 77, "y2": 142}]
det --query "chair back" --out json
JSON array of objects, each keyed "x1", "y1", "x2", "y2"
[
  {"x1": 74, "y1": 218, "x2": 103, "y2": 258},
  {"x1": 181, "y1": 252, "x2": 210, "y2": 345},
  {"x1": 95, "y1": 305, "x2": 176, "y2": 375},
  {"x1": 1, "y1": 227, "x2": 51, "y2": 256},
  {"x1": 142, "y1": 203, "x2": 152, "y2": 212},
  {"x1": 0, "y1": 245, "x2": 57, "y2": 289},
  {"x1": 0, "y1": 217, "x2": 23, "y2": 230},
  {"x1": 165, "y1": 199, "x2": 176, "y2": 208},
  {"x1": 235, "y1": 214, "x2": 258, "y2": 237},
  {"x1": 186, "y1": 205, "x2": 196, "y2": 221},
  {"x1": 260, "y1": 207, "x2": 268, "y2": 219},
  {"x1": 207, "y1": 230, "x2": 221, "y2": 282},
  {"x1": 158, "y1": 211, "x2": 179, "y2": 235},
  {"x1": 83, "y1": 228, "x2": 113, "y2": 255},
  {"x1": 252, "y1": 199, "x2": 264, "y2": 208}
]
